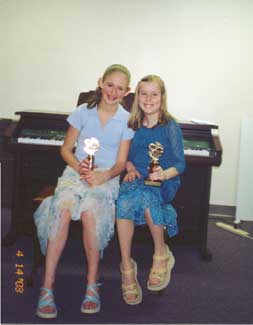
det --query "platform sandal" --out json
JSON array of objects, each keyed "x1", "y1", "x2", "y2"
[
  {"x1": 120, "y1": 258, "x2": 142, "y2": 305},
  {"x1": 80, "y1": 283, "x2": 102, "y2": 314},
  {"x1": 147, "y1": 245, "x2": 175, "y2": 292},
  {"x1": 36, "y1": 287, "x2": 58, "y2": 319}
]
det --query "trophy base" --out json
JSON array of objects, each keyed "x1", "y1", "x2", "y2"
[{"x1": 144, "y1": 178, "x2": 161, "y2": 187}]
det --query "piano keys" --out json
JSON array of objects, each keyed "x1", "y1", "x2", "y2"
[
  {"x1": 6, "y1": 110, "x2": 69, "y2": 151},
  {"x1": 17, "y1": 129, "x2": 65, "y2": 146},
  {"x1": 8, "y1": 110, "x2": 222, "y2": 162},
  {"x1": 180, "y1": 121, "x2": 222, "y2": 166},
  {"x1": 2, "y1": 105, "x2": 222, "y2": 261}
]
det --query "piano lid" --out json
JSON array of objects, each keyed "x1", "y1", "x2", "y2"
[
  {"x1": 14, "y1": 111, "x2": 219, "y2": 129},
  {"x1": 15, "y1": 110, "x2": 69, "y2": 120},
  {"x1": 179, "y1": 121, "x2": 218, "y2": 130}
]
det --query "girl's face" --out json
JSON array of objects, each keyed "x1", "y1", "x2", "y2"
[
  {"x1": 99, "y1": 71, "x2": 129, "y2": 106},
  {"x1": 138, "y1": 81, "x2": 162, "y2": 116}
]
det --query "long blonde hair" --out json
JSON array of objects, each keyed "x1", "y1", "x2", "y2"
[
  {"x1": 128, "y1": 75, "x2": 173, "y2": 130},
  {"x1": 86, "y1": 64, "x2": 131, "y2": 108}
]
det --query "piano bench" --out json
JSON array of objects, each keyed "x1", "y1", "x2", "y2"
[{"x1": 32, "y1": 185, "x2": 55, "y2": 204}]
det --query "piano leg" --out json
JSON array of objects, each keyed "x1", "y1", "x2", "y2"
[
  {"x1": 2, "y1": 153, "x2": 21, "y2": 246},
  {"x1": 1, "y1": 229, "x2": 18, "y2": 246},
  {"x1": 1, "y1": 191, "x2": 21, "y2": 246},
  {"x1": 199, "y1": 166, "x2": 213, "y2": 262},
  {"x1": 199, "y1": 206, "x2": 213, "y2": 262},
  {"x1": 200, "y1": 246, "x2": 213, "y2": 262},
  {"x1": 199, "y1": 208, "x2": 213, "y2": 261}
]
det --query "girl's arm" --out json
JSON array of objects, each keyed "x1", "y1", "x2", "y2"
[
  {"x1": 122, "y1": 161, "x2": 141, "y2": 182},
  {"x1": 60, "y1": 126, "x2": 81, "y2": 173},
  {"x1": 81, "y1": 139, "x2": 131, "y2": 186},
  {"x1": 150, "y1": 121, "x2": 185, "y2": 182},
  {"x1": 126, "y1": 160, "x2": 136, "y2": 172}
]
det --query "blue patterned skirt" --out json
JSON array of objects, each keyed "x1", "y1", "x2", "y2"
[
  {"x1": 116, "y1": 178, "x2": 178, "y2": 237},
  {"x1": 34, "y1": 166, "x2": 120, "y2": 255}
]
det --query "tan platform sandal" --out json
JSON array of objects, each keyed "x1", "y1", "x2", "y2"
[
  {"x1": 147, "y1": 245, "x2": 175, "y2": 292},
  {"x1": 120, "y1": 258, "x2": 142, "y2": 305}
]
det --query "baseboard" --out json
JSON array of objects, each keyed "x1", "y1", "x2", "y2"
[{"x1": 209, "y1": 204, "x2": 236, "y2": 217}]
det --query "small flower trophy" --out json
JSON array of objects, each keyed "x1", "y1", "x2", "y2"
[
  {"x1": 144, "y1": 141, "x2": 164, "y2": 187},
  {"x1": 83, "y1": 137, "x2": 100, "y2": 170}
]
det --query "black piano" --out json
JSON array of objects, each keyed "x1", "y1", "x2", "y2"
[{"x1": 2, "y1": 93, "x2": 222, "y2": 261}]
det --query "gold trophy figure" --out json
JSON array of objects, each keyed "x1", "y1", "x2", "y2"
[
  {"x1": 83, "y1": 137, "x2": 100, "y2": 170},
  {"x1": 144, "y1": 142, "x2": 164, "y2": 186}
]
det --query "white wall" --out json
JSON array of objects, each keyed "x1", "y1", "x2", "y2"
[{"x1": 1, "y1": 0, "x2": 252, "y2": 206}]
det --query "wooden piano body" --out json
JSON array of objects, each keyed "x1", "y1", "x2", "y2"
[{"x1": 2, "y1": 92, "x2": 222, "y2": 261}]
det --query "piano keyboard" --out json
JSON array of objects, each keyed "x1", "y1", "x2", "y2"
[
  {"x1": 17, "y1": 137, "x2": 64, "y2": 146},
  {"x1": 17, "y1": 128, "x2": 65, "y2": 146},
  {"x1": 184, "y1": 148, "x2": 210, "y2": 157},
  {"x1": 17, "y1": 136, "x2": 211, "y2": 156},
  {"x1": 183, "y1": 138, "x2": 212, "y2": 157}
]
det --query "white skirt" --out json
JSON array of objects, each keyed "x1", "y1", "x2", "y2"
[{"x1": 34, "y1": 166, "x2": 120, "y2": 255}]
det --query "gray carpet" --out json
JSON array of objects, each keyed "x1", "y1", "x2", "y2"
[{"x1": 1, "y1": 208, "x2": 253, "y2": 324}]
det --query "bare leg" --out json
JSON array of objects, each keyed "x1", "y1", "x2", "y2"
[
  {"x1": 81, "y1": 211, "x2": 100, "y2": 311},
  {"x1": 38, "y1": 209, "x2": 71, "y2": 314},
  {"x1": 116, "y1": 218, "x2": 135, "y2": 269},
  {"x1": 116, "y1": 218, "x2": 140, "y2": 303},
  {"x1": 145, "y1": 209, "x2": 168, "y2": 285}
]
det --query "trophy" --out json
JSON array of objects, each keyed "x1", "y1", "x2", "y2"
[
  {"x1": 144, "y1": 141, "x2": 164, "y2": 186},
  {"x1": 83, "y1": 137, "x2": 100, "y2": 170}
]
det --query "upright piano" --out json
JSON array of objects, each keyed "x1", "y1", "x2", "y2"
[{"x1": 2, "y1": 93, "x2": 222, "y2": 260}]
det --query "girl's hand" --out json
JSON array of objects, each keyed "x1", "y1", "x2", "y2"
[
  {"x1": 79, "y1": 158, "x2": 98, "y2": 176},
  {"x1": 81, "y1": 170, "x2": 110, "y2": 186},
  {"x1": 149, "y1": 166, "x2": 166, "y2": 181},
  {"x1": 79, "y1": 159, "x2": 90, "y2": 175},
  {"x1": 123, "y1": 169, "x2": 141, "y2": 182}
]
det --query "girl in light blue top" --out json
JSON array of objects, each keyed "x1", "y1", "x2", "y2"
[{"x1": 34, "y1": 64, "x2": 134, "y2": 317}]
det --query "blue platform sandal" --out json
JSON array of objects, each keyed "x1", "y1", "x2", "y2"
[
  {"x1": 36, "y1": 287, "x2": 58, "y2": 319},
  {"x1": 80, "y1": 283, "x2": 102, "y2": 314}
]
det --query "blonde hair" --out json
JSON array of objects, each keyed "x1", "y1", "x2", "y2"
[
  {"x1": 102, "y1": 64, "x2": 131, "y2": 84},
  {"x1": 87, "y1": 64, "x2": 131, "y2": 108},
  {"x1": 128, "y1": 75, "x2": 173, "y2": 130}
]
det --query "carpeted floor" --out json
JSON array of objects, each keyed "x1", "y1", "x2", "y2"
[{"x1": 1, "y1": 208, "x2": 253, "y2": 325}]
